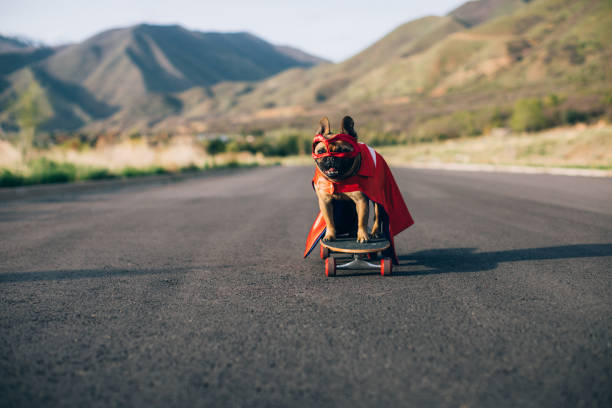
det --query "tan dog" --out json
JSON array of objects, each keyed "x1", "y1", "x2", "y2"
[{"x1": 313, "y1": 116, "x2": 382, "y2": 243}]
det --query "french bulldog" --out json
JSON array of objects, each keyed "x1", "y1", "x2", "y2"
[{"x1": 312, "y1": 116, "x2": 382, "y2": 243}]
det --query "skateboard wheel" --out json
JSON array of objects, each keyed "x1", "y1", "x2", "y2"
[
  {"x1": 325, "y1": 257, "x2": 336, "y2": 277},
  {"x1": 381, "y1": 258, "x2": 392, "y2": 276},
  {"x1": 320, "y1": 245, "x2": 330, "y2": 259}
]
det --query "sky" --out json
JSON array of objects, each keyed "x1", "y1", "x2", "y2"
[{"x1": 0, "y1": 0, "x2": 466, "y2": 62}]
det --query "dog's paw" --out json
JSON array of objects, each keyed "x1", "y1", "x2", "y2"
[
  {"x1": 323, "y1": 232, "x2": 336, "y2": 242},
  {"x1": 370, "y1": 230, "x2": 382, "y2": 239},
  {"x1": 357, "y1": 229, "x2": 369, "y2": 243}
]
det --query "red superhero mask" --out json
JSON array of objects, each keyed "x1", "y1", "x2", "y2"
[{"x1": 312, "y1": 134, "x2": 360, "y2": 159}]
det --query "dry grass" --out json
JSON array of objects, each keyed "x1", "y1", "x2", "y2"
[
  {"x1": 0, "y1": 135, "x2": 273, "y2": 187},
  {"x1": 1, "y1": 136, "x2": 268, "y2": 173},
  {"x1": 376, "y1": 122, "x2": 612, "y2": 170},
  {"x1": 280, "y1": 123, "x2": 612, "y2": 172},
  {"x1": 2, "y1": 123, "x2": 610, "y2": 187}
]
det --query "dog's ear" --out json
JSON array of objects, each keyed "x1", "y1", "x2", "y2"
[
  {"x1": 317, "y1": 116, "x2": 331, "y2": 135},
  {"x1": 341, "y1": 116, "x2": 357, "y2": 139}
]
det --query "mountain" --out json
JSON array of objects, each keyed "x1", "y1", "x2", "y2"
[
  {"x1": 178, "y1": 15, "x2": 466, "y2": 122},
  {"x1": 0, "y1": 24, "x2": 326, "y2": 132},
  {"x1": 0, "y1": 35, "x2": 55, "y2": 77},
  {"x1": 188, "y1": 0, "x2": 611, "y2": 134},
  {"x1": 1, "y1": 0, "x2": 611, "y2": 137},
  {"x1": 0, "y1": 35, "x2": 42, "y2": 53},
  {"x1": 274, "y1": 45, "x2": 330, "y2": 66}
]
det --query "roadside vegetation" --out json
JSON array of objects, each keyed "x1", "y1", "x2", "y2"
[
  {"x1": 0, "y1": 157, "x2": 258, "y2": 188},
  {"x1": 376, "y1": 123, "x2": 612, "y2": 170},
  {"x1": 1, "y1": 92, "x2": 609, "y2": 188},
  {"x1": 198, "y1": 92, "x2": 612, "y2": 152}
]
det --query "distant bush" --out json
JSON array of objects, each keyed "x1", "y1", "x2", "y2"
[
  {"x1": 275, "y1": 134, "x2": 301, "y2": 156},
  {"x1": 79, "y1": 168, "x2": 116, "y2": 181},
  {"x1": 120, "y1": 166, "x2": 167, "y2": 178},
  {"x1": 510, "y1": 98, "x2": 548, "y2": 132},
  {"x1": 563, "y1": 109, "x2": 589, "y2": 125},
  {"x1": 28, "y1": 158, "x2": 77, "y2": 184},
  {"x1": 0, "y1": 159, "x2": 261, "y2": 189},
  {"x1": 364, "y1": 132, "x2": 401, "y2": 147},
  {"x1": 490, "y1": 107, "x2": 511, "y2": 128},
  {"x1": 225, "y1": 160, "x2": 240, "y2": 169},
  {"x1": 252, "y1": 134, "x2": 301, "y2": 157},
  {"x1": 180, "y1": 163, "x2": 200, "y2": 173},
  {"x1": 205, "y1": 138, "x2": 228, "y2": 155},
  {"x1": 0, "y1": 169, "x2": 25, "y2": 187},
  {"x1": 60, "y1": 137, "x2": 89, "y2": 151},
  {"x1": 410, "y1": 110, "x2": 491, "y2": 143},
  {"x1": 544, "y1": 93, "x2": 563, "y2": 107}
]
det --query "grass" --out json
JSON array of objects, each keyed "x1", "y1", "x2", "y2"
[
  {"x1": 376, "y1": 123, "x2": 612, "y2": 170},
  {"x1": 0, "y1": 158, "x2": 259, "y2": 188},
  {"x1": 3, "y1": 122, "x2": 609, "y2": 188},
  {"x1": 280, "y1": 123, "x2": 612, "y2": 172}
]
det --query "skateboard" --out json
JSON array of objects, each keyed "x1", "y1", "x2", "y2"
[{"x1": 320, "y1": 236, "x2": 392, "y2": 277}]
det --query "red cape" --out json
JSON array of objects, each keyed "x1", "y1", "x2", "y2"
[{"x1": 304, "y1": 143, "x2": 414, "y2": 264}]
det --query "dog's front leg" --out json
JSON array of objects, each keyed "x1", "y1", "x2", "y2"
[
  {"x1": 317, "y1": 193, "x2": 336, "y2": 241},
  {"x1": 350, "y1": 192, "x2": 370, "y2": 243}
]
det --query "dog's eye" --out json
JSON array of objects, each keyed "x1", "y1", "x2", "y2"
[{"x1": 316, "y1": 148, "x2": 326, "y2": 154}]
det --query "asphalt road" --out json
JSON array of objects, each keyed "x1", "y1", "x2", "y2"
[{"x1": 1, "y1": 166, "x2": 611, "y2": 407}]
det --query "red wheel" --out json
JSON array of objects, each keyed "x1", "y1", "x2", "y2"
[
  {"x1": 320, "y1": 245, "x2": 330, "y2": 259},
  {"x1": 381, "y1": 258, "x2": 392, "y2": 276},
  {"x1": 325, "y1": 257, "x2": 336, "y2": 277}
]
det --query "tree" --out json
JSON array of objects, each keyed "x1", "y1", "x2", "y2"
[{"x1": 510, "y1": 98, "x2": 548, "y2": 132}]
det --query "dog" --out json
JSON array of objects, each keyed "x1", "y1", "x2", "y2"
[{"x1": 312, "y1": 116, "x2": 382, "y2": 243}]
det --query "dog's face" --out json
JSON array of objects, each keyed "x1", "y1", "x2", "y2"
[
  {"x1": 314, "y1": 139, "x2": 359, "y2": 180},
  {"x1": 313, "y1": 116, "x2": 360, "y2": 181}
]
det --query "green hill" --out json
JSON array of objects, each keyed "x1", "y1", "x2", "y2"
[
  {"x1": 1, "y1": 0, "x2": 610, "y2": 138},
  {"x1": 190, "y1": 0, "x2": 611, "y2": 137},
  {"x1": 449, "y1": 0, "x2": 528, "y2": 27}
]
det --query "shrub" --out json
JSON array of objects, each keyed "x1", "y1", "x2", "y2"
[
  {"x1": 180, "y1": 164, "x2": 200, "y2": 173},
  {"x1": 28, "y1": 158, "x2": 77, "y2": 184},
  {"x1": 490, "y1": 107, "x2": 509, "y2": 127},
  {"x1": 365, "y1": 132, "x2": 400, "y2": 147},
  {"x1": 205, "y1": 138, "x2": 227, "y2": 155},
  {"x1": 0, "y1": 169, "x2": 25, "y2": 187},
  {"x1": 510, "y1": 98, "x2": 548, "y2": 132},
  {"x1": 563, "y1": 109, "x2": 588, "y2": 125},
  {"x1": 410, "y1": 110, "x2": 489, "y2": 143},
  {"x1": 544, "y1": 93, "x2": 563, "y2": 107},
  {"x1": 119, "y1": 166, "x2": 166, "y2": 178},
  {"x1": 275, "y1": 134, "x2": 300, "y2": 156},
  {"x1": 80, "y1": 168, "x2": 116, "y2": 181}
]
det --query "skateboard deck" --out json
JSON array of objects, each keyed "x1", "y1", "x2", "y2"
[
  {"x1": 321, "y1": 236, "x2": 390, "y2": 254},
  {"x1": 320, "y1": 236, "x2": 393, "y2": 277}
]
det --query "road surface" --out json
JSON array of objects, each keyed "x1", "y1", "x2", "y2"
[{"x1": 1, "y1": 166, "x2": 611, "y2": 407}]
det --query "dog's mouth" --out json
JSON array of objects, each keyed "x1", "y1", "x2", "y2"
[
  {"x1": 316, "y1": 156, "x2": 359, "y2": 181},
  {"x1": 324, "y1": 167, "x2": 340, "y2": 177}
]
